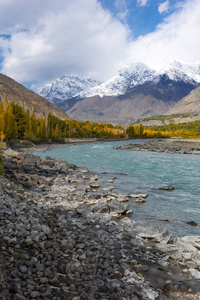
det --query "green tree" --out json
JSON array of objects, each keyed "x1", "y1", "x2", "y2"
[{"x1": 11, "y1": 103, "x2": 27, "y2": 138}]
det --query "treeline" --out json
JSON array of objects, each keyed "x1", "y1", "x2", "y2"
[
  {"x1": 2, "y1": 101, "x2": 198, "y2": 144},
  {"x1": 134, "y1": 113, "x2": 192, "y2": 125},
  {"x1": 149, "y1": 121, "x2": 200, "y2": 138},
  {"x1": 0, "y1": 102, "x2": 126, "y2": 143},
  {"x1": 126, "y1": 124, "x2": 170, "y2": 138}
]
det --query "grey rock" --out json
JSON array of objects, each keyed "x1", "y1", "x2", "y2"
[
  {"x1": 30, "y1": 291, "x2": 40, "y2": 298},
  {"x1": 155, "y1": 244, "x2": 182, "y2": 260},
  {"x1": 89, "y1": 181, "x2": 100, "y2": 188},
  {"x1": 133, "y1": 221, "x2": 171, "y2": 243},
  {"x1": 19, "y1": 265, "x2": 28, "y2": 273},
  {"x1": 159, "y1": 185, "x2": 175, "y2": 191},
  {"x1": 189, "y1": 268, "x2": 200, "y2": 279}
]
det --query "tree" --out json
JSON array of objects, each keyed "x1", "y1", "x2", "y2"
[
  {"x1": 126, "y1": 125, "x2": 135, "y2": 138},
  {"x1": 4, "y1": 104, "x2": 18, "y2": 140},
  {"x1": 11, "y1": 103, "x2": 27, "y2": 138}
]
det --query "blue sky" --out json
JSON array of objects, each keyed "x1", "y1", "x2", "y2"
[
  {"x1": 100, "y1": 0, "x2": 174, "y2": 37},
  {"x1": 0, "y1": 0, "x2": 199, "y2": 90}
]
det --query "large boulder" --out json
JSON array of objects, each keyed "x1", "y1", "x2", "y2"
[
  {"x1": 90, "y1": 199, "x2": 130, "y2": 215},
  {"x1": 180, "y1": 236, "x2": 200, "y2": 249},
  {"x1": 133, "y1": 221, "x2": 172, "y2": 243},
  {"x1": 155, "y1": 244, "x2": 183, "y2": 260}
]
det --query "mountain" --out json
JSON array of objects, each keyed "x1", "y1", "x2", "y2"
[
  {"x1": 39, "y1": 76, "x2": 100, "y2": 105},
  {"x1": 0, "y1": 73, "x2": 69, "y2": 120},
  {"x1": 38, "y1": 61, "x2": 200, "y2": 125},
  {"x1": 166, "y1": 85, "x2": 200, "y2": 115}
]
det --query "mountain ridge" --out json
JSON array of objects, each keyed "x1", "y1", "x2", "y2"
[
  {"x1": 0, "y1": 73, "x2": 69, "y2": 120},
  {"x1": 38, "y1": 61, "x2": 200, "y2": 125}
]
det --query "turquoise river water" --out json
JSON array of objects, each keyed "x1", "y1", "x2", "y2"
[{"x1": 33, "y1": 139, "x2": 200, "y2": 237}]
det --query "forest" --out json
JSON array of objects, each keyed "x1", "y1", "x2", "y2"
[
  {"x1": 1, "y1": 101, "x2": 199, "y2": 148},
  {"x1": 0, "y1": 101, "x2": 126, "y2": 143},
  {"x1": 148, "y1": 121, "x2": 200, "y2": 138}
]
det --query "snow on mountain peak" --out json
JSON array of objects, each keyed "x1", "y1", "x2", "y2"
[
  {"x1": 39, "y1": 61, "x2": 200, "y2": 103},
  {"x1": 78, "y1": 62, "x2": 157, "y2": 98},
  {"x1": 158, "y1": 60, "x2": 200, "y2": 83},
  {"x1": 39, "y1": 76, "x2": 100, "y2": 104}
]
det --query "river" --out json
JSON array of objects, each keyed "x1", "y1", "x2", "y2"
[{"x1": 33, "y1": 139, "x2": 200, "y2": 237}]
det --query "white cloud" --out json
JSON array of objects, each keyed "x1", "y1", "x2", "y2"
[
  {"x1": 0, "y1": 0, "x2": 130, "y2": 83},
  {"x1": 127, "y1": 0, "x2": 200, "y2": 69},
  {"x1": 158, "y1": 1, "x2": 170, "y2": 14},
  {"x1": 137, "y1": 0, "x2": 148, "y2": 7},
  {"x1": 0, "y1": 0, "x2": 200, "y2": 88},
  {"x1": 115, "y1": 0, "x2": 129, "y2": 22}
]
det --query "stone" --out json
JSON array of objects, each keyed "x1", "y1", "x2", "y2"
[
  {"x1": 108, "y1": 199, "x2": 129, "y2": 214},
  {"x1": 155, "y1": 244, "x2": 182, "y2": 260},
  {"x1": 186, "y1": 221, "x2": 198, "y2": 226},
  {"x1": 36, "y1": 263, "x2": 44, "y2": 271},
  {"x1": 90, "y1": 203, "x2": 110, "y2": 214},
  {"x1": 179, "y1": 236, "x2": 200, "y2": 250},
  {"x1": 89, "y1": 181, "x2": 100, "y2": 188},
  {"x1": 129, "y1": 192, "x2": 148, "y2": 198},
  {"x1": 191, "y1": 252, "x2": 200, "y2": 265},
  {"x1": 173, "y1": 237, "x2": 197, "y2": 254},
  {"x1": 3, "y1": 149, "x2": 19, "y2": 157},
  {"x1": 40, "y1": 277, "x2": 48, "y2": 283},
  {"x1": 133, "y1": 221, "x2": 172, "y2": 243},
  {"x1": 159, "y1": 185, "x2": 175, "y2": 191},
  {"x1": 41, "y1": 224, "x2": 51, "y2": 234},
  {"x1": 135, "y1": 198, "x2": 146, "y2": 203},
  {"x1": 30, "y1": 291, "x2": 40, "y2": 298},
  {"x1": 19, "y1": 265, "x2": 28, "y2": 273},
  {"x1": 189, "y1": 269, "x2": 200, "y2": 279}
]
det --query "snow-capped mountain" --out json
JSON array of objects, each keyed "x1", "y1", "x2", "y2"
[
  {"x1": 39, "y1": 76, "x2": 100, "y2": 105},
  {"x1": 38, "y1": 61, "x2": 200, "y2": 125},
  {"x1": 158, "y1": 61, "x2": 200, "y2": 84},
  {"x1": 78, "y1": 62, "x2": 157, "y2": 98},
  {"x1": 39, "y1": 61, "x2": 200, "y2": 104},
  {"x1": 78, "y1": 61, "x2": 200, "y2": 98}
]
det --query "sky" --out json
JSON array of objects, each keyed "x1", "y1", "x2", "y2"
[{"x1": 0, "y1": 0, "x2": 200, "y2": 90}]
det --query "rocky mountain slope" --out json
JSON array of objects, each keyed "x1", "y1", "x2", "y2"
[
  {"x1": 39, "y1": 61, "x2": 200, "y2": 125},
  {"x1": 166, "y1": 85, "x2": 200, "y2": 115},
  {"x1": 0, "y1": 74, "x2": 69, "y2": 120}
]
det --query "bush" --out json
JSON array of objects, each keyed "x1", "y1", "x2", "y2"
[{"x1": 0, "y1": 152, "x2": 4, "y2": 176}]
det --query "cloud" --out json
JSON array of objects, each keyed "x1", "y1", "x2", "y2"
[
  {"x1": 137, "y1": 0, "x2": 148, "y2": 7},
  {"x1": 0, "y1": 0, "x2": 130, "y2": 83},
  {"x1": 158, "y1": 1, "x2": 170, "y2": 14},
  {"x1": 0, "y1": 0, "x2": 200, "y2": 88},
  {"x1": 114, "y1": 0, "x2": 129, "y2": 22},
  {"x1": 127, "y1": 0, "x2": 200, "y2": 69}
]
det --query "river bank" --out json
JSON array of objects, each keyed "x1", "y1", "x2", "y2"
[
  {"x1": 10, "y1": 138, "x2": 127, "y2": 153},
  {"x1": 0, "y1": 148, "x2": 200, "y2": 299},
  {"x1": 114, "y1": 139, "x2": 200, "y2": 155}
]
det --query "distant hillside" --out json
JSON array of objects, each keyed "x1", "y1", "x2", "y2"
[
  {"x1": 133, "y1": 113, "x2": 200, "y2": 127},
  {"x1": 165, "y1": 86, "x2": 200, "y2": 116},
  {"x1": 0, "y1": 74, "x2": 69, "y2": 120}
]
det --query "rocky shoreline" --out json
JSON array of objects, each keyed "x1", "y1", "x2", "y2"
[
  {"x1": 114, "y1": 139, "x2": 200, "y2": 155},
  {"x1": 0, "y1": 148, "x2": 200, "y2": 299}
]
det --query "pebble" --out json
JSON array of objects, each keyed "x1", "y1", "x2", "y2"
[{"x1": 0, "y1": 149, "x2": 199, "y2": 300}]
